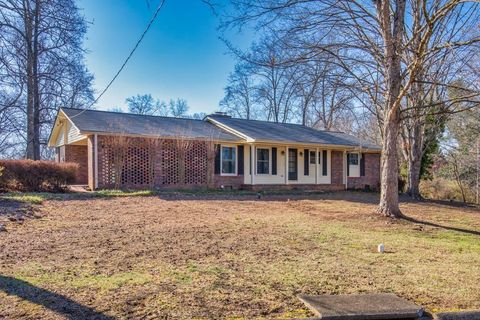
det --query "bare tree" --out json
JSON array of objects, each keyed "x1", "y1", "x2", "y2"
[
  {"x1": 220, "y1": 63, "x2": 256, "y2": 119},
  {"x1": 304, "y1": 58, "x2": 355, "y2": 130},
  {"x1": 126, "y1": 94, "x2": 168, "y2": 116},
  {"x1": 399, "y1": 2, "x2": 480, "y2": 199},
  {"x1": 218, "y1": 0, "x2": 480, "y2": 217},
  {"x1": 0, "y1": 0, "x2": 93, "y2": 159},
  {"x1": 223, "y1": 35, "x2": 301, "y2": 123},
  {"x1": 169, "y1": 98, "x2": 189, "y2": 118}
]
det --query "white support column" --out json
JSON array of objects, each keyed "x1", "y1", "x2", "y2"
[
  {"x1": 315, "y1": 147, "x2": 319, "y2": 184},
  {"x1": 94, "y1": 134, "x2": 99, "y2": 189},
  {"x1": 285, "y1": 146, "x2": 289, "y2": 184},
  {"x1": 343, "y1": 150, "x2": 348, "y2": 190}
]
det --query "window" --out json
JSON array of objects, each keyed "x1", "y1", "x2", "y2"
[
  {"x1": 348, "y1": 153, "x2": 360, "y2": 177},
  {"x1": 257, "y1": 148, "x2": 269, "y2": 174},
  {"x1": 348, "y1": 153, "x2": 359, "y2": 165},
  {"x1": 309, "y1": 151, "x2": 316, "y2": 164},
  {"x1": 221, "y1": 146, "x2": 236, "y2": 175}
]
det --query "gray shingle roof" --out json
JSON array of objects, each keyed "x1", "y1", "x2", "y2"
[
  {"x1": 208, "y1": 115, "x2": 381, "y2": 150},
  {"x1": 60, "y1": 108, "x2": 381, "y2": 150},
  {"x1": 61, "y1": 108, "x2": 242, "y2": 142}
]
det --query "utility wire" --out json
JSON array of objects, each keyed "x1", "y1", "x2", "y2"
[{"x1": 70, "y1": 0, "x2": 167, "y2": 119}]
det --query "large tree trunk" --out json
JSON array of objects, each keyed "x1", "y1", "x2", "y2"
[
  {"x1": 378, "y1": 109, "x2": 403, "y2": 217},
  {"x1": 406, "y1": 122, "x2": 423, "y2": 199},
  {"x1": 407, "y1": 156, "x2": 422, "y2": 199},
  {"x1": 376, "y1": 0, "x2": 406, "y2": 218},
  {"x1": 26, "y1": 59, "x2": 36, "y2": 159},
  {"x1": 24, "y1": 0, "x2": 41, "y2": 160},
  {"x1": 32, "y1": 0, "x2": 41, "y2": 160},
  {"x1": 24, "y1": 1, "x2": 35, "y2": 159}
]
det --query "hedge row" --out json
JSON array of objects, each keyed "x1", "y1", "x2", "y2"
[{"x1": 0, "y1": 160, "x2": 78, "y2": 192}]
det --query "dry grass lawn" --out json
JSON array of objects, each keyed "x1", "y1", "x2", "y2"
[{"x1": 0, "y1": 191, "x2": 479, "y2": 319}]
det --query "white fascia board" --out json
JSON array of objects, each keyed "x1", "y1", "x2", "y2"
[
  {"x1": 205, "y1": 117, "x2": 255, "y2": 142},
  {"x1": 59, "y1": 108, "x2": 82, "y2": 135}
]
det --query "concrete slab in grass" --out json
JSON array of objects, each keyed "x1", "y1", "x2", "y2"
[
  {"x1": 298, "y1": 293, "x2": 423, "y2": 320},
  {"x1": 434, "y1": 311, "x2": 480, "y2": 320}
]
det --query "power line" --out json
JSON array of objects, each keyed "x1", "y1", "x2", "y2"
[{"x1": 71, "y1": 0, "x2": 167, "y2": 119}]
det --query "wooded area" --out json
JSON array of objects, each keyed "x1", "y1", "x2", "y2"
[
  {"x1": 214, "y1": 0, "x2": 480, "y2": 216},
  {"x1": 0, "y1": 0, "x2": 94, "y2": 159}
]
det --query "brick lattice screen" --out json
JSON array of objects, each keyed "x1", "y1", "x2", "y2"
[
  {"x1": 159, "y1": 140, "x2": 179, "y2": 185},
  {"x1": 100, "y1": 145, "x2": 116, "y2": 185},
  {"x1": 99, "y1": 137, "x2": 209, "y2": 188},
  {"x1": 122, "y1": 142, "x2": 150, "y2": 185},
  {"x1": 185, "y1": 141, "x2": 208, "y2": 185}
]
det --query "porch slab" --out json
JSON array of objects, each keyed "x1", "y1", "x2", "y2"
[
  {"x1": 298, "y1": 293, "x2": 423, "y2": 320},
  {"x1": 434, "y1": 310, "x2": 480, "y2": 320}
]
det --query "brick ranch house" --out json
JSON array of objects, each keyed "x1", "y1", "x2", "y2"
[{"x1": 48, "y1": 108, "x2": 381, "y2": 191}]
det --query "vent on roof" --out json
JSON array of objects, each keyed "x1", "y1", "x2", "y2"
[{"x1": 210, "y1": 111, "x2": 231, "y2": 118}]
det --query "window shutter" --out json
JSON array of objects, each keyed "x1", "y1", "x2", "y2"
[
  {"x1": 360, "y1": 153, "x2": 365, "y2": 176},
  {"x1": 249, "y1": 146, "x2": 252, "y2": 175},
  {"x1": 238, "y1": 145, "x2": 244, "y2": 175},
  {"x1": 214, "y1": 144, "x2": 221, "y2": 174},
  {"x1": 322, "y1": 150, "x2": 327, "y2": 176},
  {"x1": 347, "y1": 153, "x2": 350, "y2": 177},
  {"x1": 304, "y1": 149, "x2": 309, "y2": 175},
  {"x1": 271, "y1": 147, "x2": 277, "y2": 175}
]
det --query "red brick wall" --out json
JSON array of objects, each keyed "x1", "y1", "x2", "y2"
[
  {"x1": 331, "y1": 151, "x2": 344, "y2": 185},
  {"x1": 214, "y1": 175, "x2": 244, "y2": 189},
  {"x1": 97, "y1": 136, "x2": 214, "y2": 189},
  {"x1": 63, "y1": 145, "x2": 88, "y2": 184},
  {"x1": 86, "y1": 135, "x2": 380, "y2": 191},
  {"x1": 243, "y1": 184, "x2": 345, "y2": 192},
  {"x1": 347, "y1": 153, "x2": 381, "y2": 191}
]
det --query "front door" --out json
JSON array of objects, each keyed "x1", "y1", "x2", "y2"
[{"x1": 288, "y1": 148, "x2": 298, "y2": 181}]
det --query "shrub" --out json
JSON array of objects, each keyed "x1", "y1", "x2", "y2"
[
  {"x1": 420, "y1": 177, "x2": 475, "y2": 203},
  {"x1": 0, "y1": 160, "x2": 78, "y2": 192}
]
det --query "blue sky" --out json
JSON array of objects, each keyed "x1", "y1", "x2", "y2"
[{"x1": 79, "y1": 0, "x2": 248, "y2": 114}]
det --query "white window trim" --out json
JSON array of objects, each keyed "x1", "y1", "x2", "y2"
[
  {"x1": 319, "y1": 150, "x2": 329, "y2": 177},
  {"x1": 348, "y1": 152, "x2": 360, "y2": 178},
  {"x1": 256, "y1": 147, "x2": 271, "y2": 175},
  {"x1": 220, "y1": 145, "x2": 238, "y2": 176},
  {"x1": 309, "y1": 150, "x2": 316, "y2": 165}
]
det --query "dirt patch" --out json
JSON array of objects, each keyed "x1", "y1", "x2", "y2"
[
  {"x1": 0, "y1": 200, "x2": 43, "y2": 231},
  {"x1": 0, "y1": 191, "x2": 479, "y2": 319}
]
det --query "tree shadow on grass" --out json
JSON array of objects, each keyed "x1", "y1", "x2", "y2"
[
  {"x1": 0, "y1": 275, "x2": 115, "y2": 320},
  {"x1": 401, "y1": 216, "x2": 480, "y2": 236}
]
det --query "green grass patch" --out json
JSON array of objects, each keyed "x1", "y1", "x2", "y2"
[
  {"x1": 93, "y1": 189, "x2": 157, "y2": 197},
  {"x1": 14, "y1": 263, "x2": 152, "y2": 292},
  {"x1": 0, "y1": 192, "x2": 64, "y2": 204},
  {"x1": 70, "y1": 272, "x2": 152, "y2": 291}
]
